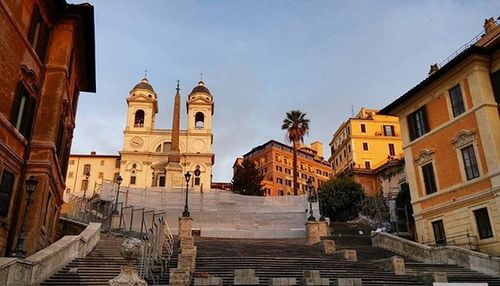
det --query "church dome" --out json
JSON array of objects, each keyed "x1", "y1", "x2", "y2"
[
  {"x1": 132, "y1": 78, "x2": 155, "y2": 92},
  {"x1": 190, "y1": 81, "x2": 211, "y2": 95}
]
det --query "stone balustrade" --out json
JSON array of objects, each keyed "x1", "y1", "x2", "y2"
[
  {"x1": 372, "y1": 231, "x2": 500, "y2": 276},
  {"x1": 0, "y1": 222, "x2": 101, "y2": 286}
]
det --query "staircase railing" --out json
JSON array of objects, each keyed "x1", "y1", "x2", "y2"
[
  {"x1": 139, "y1": 215, "x2": 175, "y2": 284},
  {"x1": 421, "y1": 231, "x2": 479, "y2": 251},
  {"x1": 62, "y1": 195, "x2": 175, "y2": 284}
]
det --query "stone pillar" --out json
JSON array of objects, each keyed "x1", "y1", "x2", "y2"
[
  {"x1": 335, "y1": 278, "x2": 362, "y2": 286},
  {"x1": 306, "y1": 221, "x2": 321, "y2": 244},
  {"x1": 169, "y1": 269, "x2": 190, "y2": 286},
  {"x1": 321, "y1": 240, "x2": 336, "y2": 254},
  {"x1": 178, "y1": 217, "x2": 193, "y2": 239},
  {"x1": 108, "y1": 238, "x2": 146, "y2": 286},
  {"x1": 319, "y1": 221, "x2": 329, "y2": 237},
  {"x1": 302, "y1": 270, "x2": 329, "y2": 286},
  {"x1": 234, "y1": 269, "x2": 259, "y2": 285}
]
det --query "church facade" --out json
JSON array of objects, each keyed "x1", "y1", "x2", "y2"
[{"x1": 65, "y1": 78, "x2": 215, "y2": 199}]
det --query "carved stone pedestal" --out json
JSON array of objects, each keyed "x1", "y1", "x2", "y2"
[
  {"x1": 306, "y1": 221, "x2": 321, "y2": 244},
  {"x1": 109, "y1": 238, "x2": 146, "y2": 286}
]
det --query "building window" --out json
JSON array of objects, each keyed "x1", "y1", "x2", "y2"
[
  {"x1": 0, "y1": 170, "x2": 15, "y2": 217},
  {"x1": 195, "y1": 112, "x2": 205, "y2": 129},
  {"x1": 10, "y1": 83, "x2": 37, "y2": 139},
  {"x1": 348, "y1": 145, "x2": 351, "y2": 153},
  {"x1": 83, "y1": 164, "x2": 91, "y2": 175},
  {"x1": 28, "y1": 5, "x2": 50, "y2": 62},
  {"x1": 194, "y1": 177, "x2": 200, "y2": 186},
  {"x1": 285, "y1": 179, "x2": 292, "y2": 187},
  {"x1": 461, "y1": 145, "x2": 480, "y2": 180},
  {"x1": 422, "y1": 163, "x2": 437, "y2": 195},
  {"x1": 276, "y1": 166, "x2": 283, "y2": 172},
  {"x1": 130, "y1": 176, "x2": 136, "y2": 185},
  {"x1": 285, "y1": 168, "x2": 291, "y2": 175},
  {"x1": 98, "y1": 172, "x2": 104, "y2": 179},
  {"x1": 115, "y1": 158, "x2": 121, "y2": 168},
  {"x1": 81, "y1": 180, "x2": 89, "y2": 193},
  {"x1": 363, "y1": 142, "x2": 368, "y2": 151},
  {"x1": 278, "y1": 190, "x2": 284, "y2": 196},
  {"x1": 407, "y1": 106, "x2": 429, "y2": 140},
  {"x1": 360, "y1": 124, "x2": 366, "y2": 133},
  {"x1": 69, "y1": 160, "x2": 75, "y2": 165},
  {"x1": 383, "y1": 125, "x2": 395, "y2": 136},
  {"x1": 276, "y1": 178, "x2": 283, "y2": 184},
  {"x1": 449, "y1": 84, "x2": 465, "y2": 117},
  {"x1": 100, "y1": 160, "x2": 105, "y2": 166},
  {"x1": 432, "y1": 220, "x2": 447, "y2": 246},
  {"x1": 474, "y1": 208, "x2": 493, "y2": 239},
  {"x1": 134, "y1": 110, "x2": 145, "y2": 127},
  {"x1": 388, "y1": 143, "x2": 395, "y2": 156},
  {"x1": 68, "y1": 172, "x2": 74, "y2": 178},
  {"x1": 158, "y1": 175, "x2": 165, "y2": 187},
  {"x1": 364, "y1": 161, "x2": 371, "y2": 169}
]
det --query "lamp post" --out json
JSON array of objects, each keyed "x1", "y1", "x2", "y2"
[
  {"x1": 83, "y1": 171, "x2": 90, "y2": 199},
  {"x1": 183, "y1": 172, "x2": 191, "y2": 217},
  {"x1": 316, "y1": 187, "x2": 325, "y2": 221},
  {"x1": 306, "y1": 178, "x2": 316, "y2": 221},
  {"x1": 113, "y1": 175, "x2": 123, "y2": 213},
  {"x1": 12, "y1": 176, "x2": 38, "y2": 258}
]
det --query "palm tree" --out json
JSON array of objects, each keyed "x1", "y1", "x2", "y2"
[{"x1": 281, "y1": 110, "x2": 310, "y2": 195}]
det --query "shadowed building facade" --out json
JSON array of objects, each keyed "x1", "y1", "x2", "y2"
[
  {"x1": 0, "y1": 0, "x2": 95, "y2": 256},
  {"x1": 380, "y1": 18, "x2": 500, "y2": 255}
]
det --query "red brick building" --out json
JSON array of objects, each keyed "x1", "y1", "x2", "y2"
[{"x1": 0, "y1": 0, "x2": 95, "y2": 256}]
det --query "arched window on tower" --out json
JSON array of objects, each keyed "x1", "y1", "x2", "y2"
[
  {"x1": 195, "y1": 112, "x2": 204, "y2": 129},
  {"x1": 134, "y1": 110, "x2": 145, "y2": 127}
]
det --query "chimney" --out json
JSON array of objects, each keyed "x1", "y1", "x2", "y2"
[
  {"x1": 428, "y1": 63, "x2": 439, "y2": 75},
  {"x1": 310, "y1": 141, "x2": 323, "y2": 158},
  {"x1": 90, "y1": 151, "x2": 96, "y2": 155},
  {"x1": 484, "y1": 17, "x2": 497, "y2": 34}
]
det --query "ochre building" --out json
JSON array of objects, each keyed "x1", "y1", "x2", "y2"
[
  {"x1": 237, "y1": 140, "x2": 331, "y2": 196},
  {"x1": 0, "y1": 0, "x2": 95, "y2": 256},
  {"x1": 65, "y1": 78, "x2": 215, "y2": 197},
  {"x1": 328, "y1": 108, "x2": 403, "y2": 195},
  {"x1": 380, "y1": 18, "x2": 500, "y2": 255}
]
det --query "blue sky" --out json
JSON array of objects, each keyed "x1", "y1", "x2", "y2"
[{"x1": 71, "y1": 1, "x2": 499, "y2": 182}]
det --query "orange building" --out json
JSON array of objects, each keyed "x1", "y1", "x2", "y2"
[
  {"x1": 380, "y1": 18, "x2": 500, "y2": 255},
  {"x1": 0, "y1": 1, "x2": 95, "y2": 256},
  {"x1": 328, "y1": 108, "x2": 403, "y2": 195},
  {"x1": 236, "y1": 140, "x2": 331, "y2": 196}
]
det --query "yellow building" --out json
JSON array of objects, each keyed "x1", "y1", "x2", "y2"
[
  {"x1": 328, "y1": 108, "x2": 403, "y2": 195},
  {"x1": 236, "y1": 140, "x2": 332, "y2": 196},
  {"x1": 65, "y1": 78, "x2": 215, "y2": 198},
  {"x1": 65, "y1": 152, "x2": 120, "y2": 199},
  {"x1": 380, "y1": 18, "x2": 500, "y2": 255}
]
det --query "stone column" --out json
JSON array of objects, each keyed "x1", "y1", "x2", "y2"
[
  {"x1": 108, "y1": 238, "x2": 147, "y2": 286},
  {"x1": 306, "y1": 221, "x2": 321, "y2": 244},
  {"x1": 166, "y1": 85, "x2": 183, "y2": 187},
  {"x1": 178, "y1": 216, "x2": 193, "y2": 238}
]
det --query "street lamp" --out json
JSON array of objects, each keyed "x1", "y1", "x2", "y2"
[
  {"x1": 113, "y1": 175, "x2": 123, "y2": 212},
  {"x1": 183, "y1": 172, "x2": 192, "y2": 217},
  {"x1": 306, "y1": 178, "x2": 316, "y2": 221},
  {"x1": 12, "y1": 176, "x2": 38, "y2": 258},
  {"x1": 316, "y1": 187, "x2": 325, "y2": 221},
  {"x1": 83, "y1": 171, "x2": 90, "y2": 199}
]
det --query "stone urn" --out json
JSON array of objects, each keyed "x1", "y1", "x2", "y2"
[{"x1": 109, "y1": 237, "x2": 147, "y2": 286}]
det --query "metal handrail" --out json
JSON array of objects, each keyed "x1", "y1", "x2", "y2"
[
  {"x1": 421, "y1": 231, "x2": 478, "y2": 251},
  {"x1": 437, "y1": 18, "x2": 500, "y2": 69}
]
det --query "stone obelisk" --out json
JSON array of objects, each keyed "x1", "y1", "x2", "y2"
[{"x1": 166, "y1": 81, "x2": 183, "y2": 187}]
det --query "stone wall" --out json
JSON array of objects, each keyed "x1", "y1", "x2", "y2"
[
  {"x1": 372, "y1": 231, "x2": 500, "y2": 276},
  {"x1": 0, "y1": 223, "x2": 101, "y2": 286}
]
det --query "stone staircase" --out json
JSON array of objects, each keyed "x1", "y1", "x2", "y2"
[
  {"x1": 40, "y1": 233, "x2": 178, "y2": 285},
  {"x1": 40, "y1": 222, "x2": 500, "y2": 285}
]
